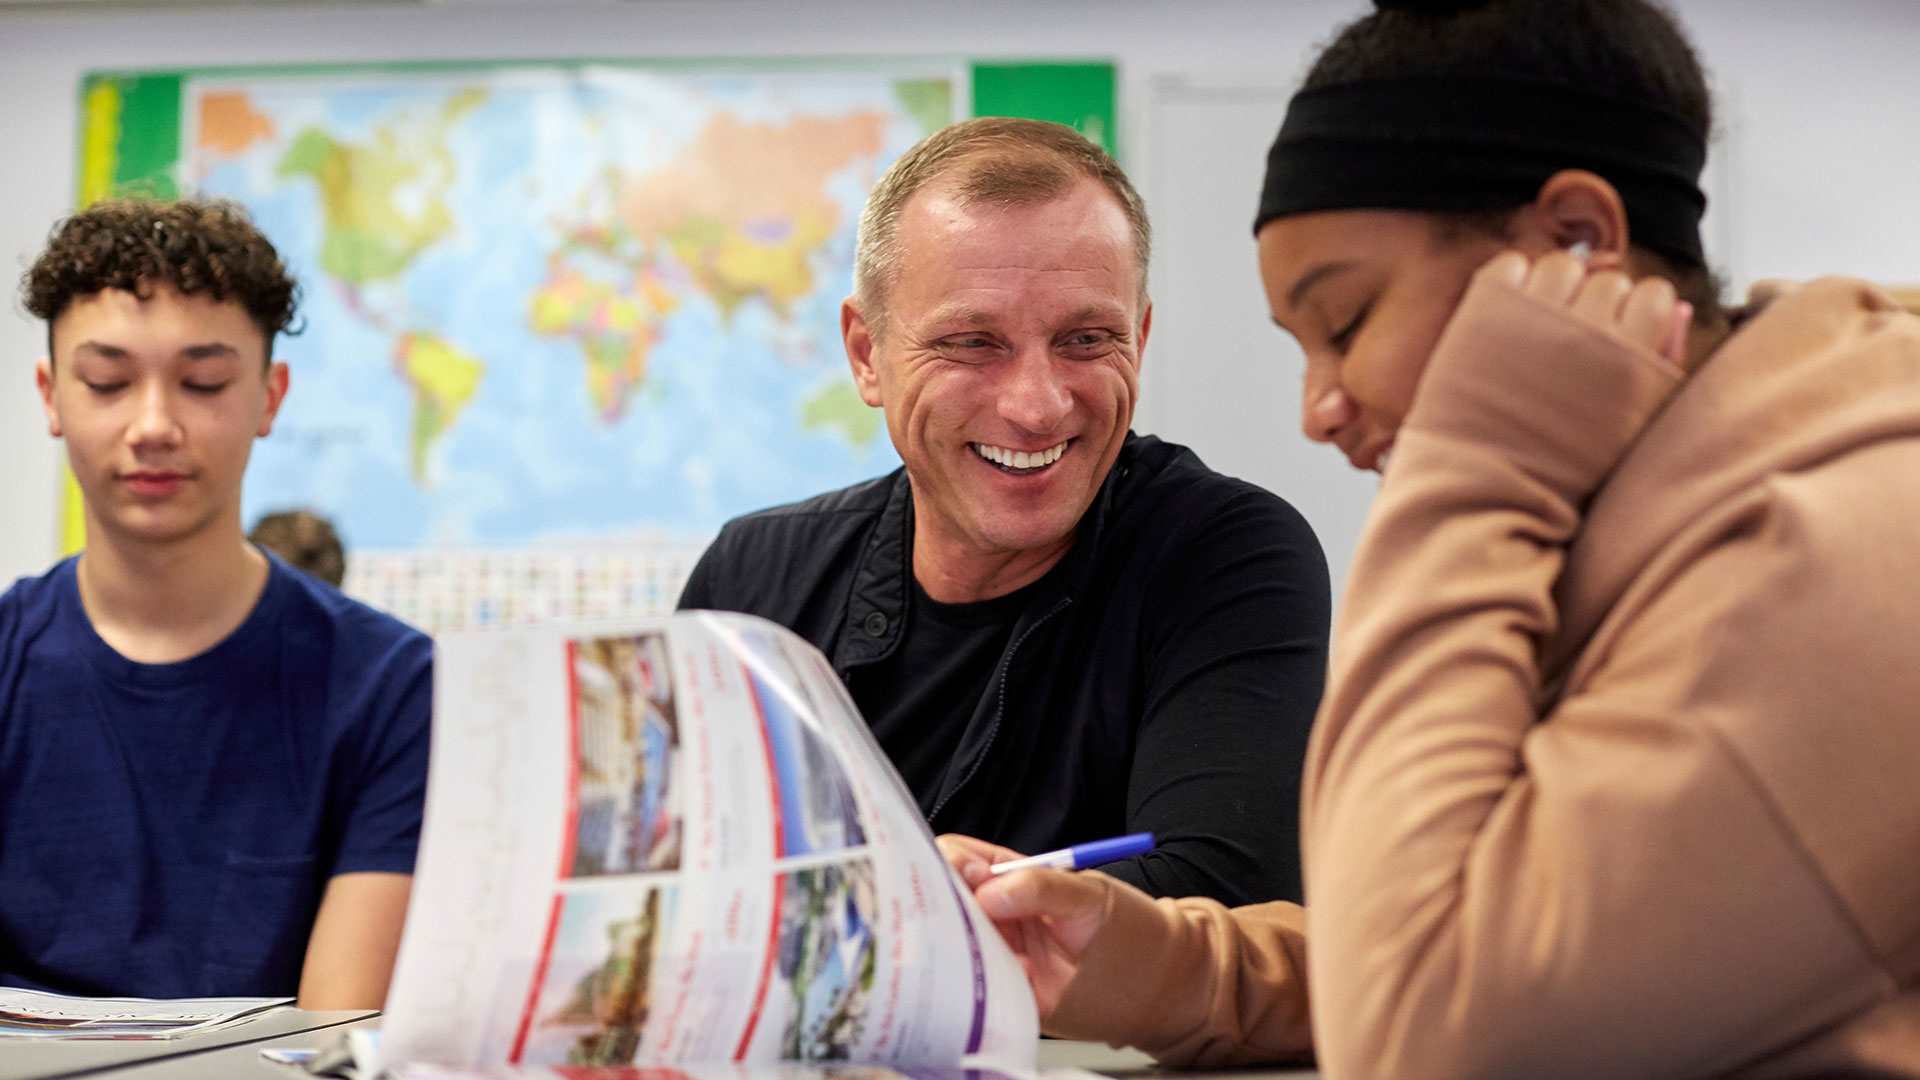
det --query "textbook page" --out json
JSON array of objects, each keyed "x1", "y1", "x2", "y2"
[
  {"x1": 383, "y1": 612, "x2": 1036, "y2": 1071},
  {"x1": 0, "y1": 988, "x2": 288, "y2": 1040}
]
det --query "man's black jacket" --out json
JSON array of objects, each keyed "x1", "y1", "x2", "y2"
[{"x1": 679, "y1": 433, "x2": 1328, "y2": 905}]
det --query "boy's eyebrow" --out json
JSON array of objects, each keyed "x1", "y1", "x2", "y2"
[
  {"x1": 71, "y1": 341, "x2": 132, "y2": 361},
  {"x1": 69, "y1": 341, "x2": 243, "y2": 361}
]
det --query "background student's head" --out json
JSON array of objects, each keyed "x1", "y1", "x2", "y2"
[
  {"x1": 22, "y1": 198, "x2": 298, "y2": 551},
  {"x1": 1255, "y1": 0, "x2": 1720, "y2": 474},
  {"x1": 249, "y1": 508, "x2": 346, "y2": 587}
]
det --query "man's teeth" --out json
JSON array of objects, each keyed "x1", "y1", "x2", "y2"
[{"x1": 973, "y1": 441, "x2": 1068, "y2": 469}]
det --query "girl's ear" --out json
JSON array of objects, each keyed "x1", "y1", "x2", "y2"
[
  {"x1": 1538, "y1": 169, "x2": 1629, "y2": 257},
  {"x1": 1509, "y1": 169, "x2": 1630, "y2": 262}
]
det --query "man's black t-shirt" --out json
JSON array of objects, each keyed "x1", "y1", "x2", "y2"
[
  {"x1": 679, "y1": 433, "x2": 1329, "y2": 906},
  {"x1": 851, "y1": 569, "x2": 1056, "y2": 817}
]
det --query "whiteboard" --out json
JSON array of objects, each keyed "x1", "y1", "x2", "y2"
[{"x1": 1135, "y1": 74, "x2": 1379, "y2": 605}]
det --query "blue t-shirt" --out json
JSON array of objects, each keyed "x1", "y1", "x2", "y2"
[{"x1": 0, "y1": 553, "x2": 432, "y2": 998}]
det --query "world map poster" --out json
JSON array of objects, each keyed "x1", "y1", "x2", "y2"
[{"x1": 71, "y1": 60, "x2": 1116, "y2": 554}]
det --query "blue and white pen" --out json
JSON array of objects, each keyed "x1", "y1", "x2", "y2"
[{"x1": 987, "y1": 831, "x2": 1155, "y2": 876}]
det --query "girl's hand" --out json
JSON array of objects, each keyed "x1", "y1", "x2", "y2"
[
  {"x1": 937, "y1": 833, "x2": 1115, "y2": 1019},
  {"x1": 1478, "y1": 249, "x2": 1694, "y2": 370}
]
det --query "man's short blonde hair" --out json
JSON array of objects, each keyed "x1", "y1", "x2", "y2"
[{"x1": 853, "y1": 117, "x2": 1151, "y2": 334}]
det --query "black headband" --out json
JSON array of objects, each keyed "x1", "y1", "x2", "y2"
[{"x1": 1255, "y1": 77, "x2": 1708, "y2": 266}]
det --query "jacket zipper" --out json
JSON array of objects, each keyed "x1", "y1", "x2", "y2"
[{"x1": 927, "y1": 595, "x2": 1073, "y2": 823}]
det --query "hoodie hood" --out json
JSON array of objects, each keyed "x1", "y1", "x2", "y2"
[{"x1": 1545, "y1": 278, "x2": 1920, "y2": 686}]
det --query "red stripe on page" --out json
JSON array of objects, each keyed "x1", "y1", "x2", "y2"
[
  {"x1": 733, "y1": 662, "x2": 786, "y2": 1060},
  {"x1": 740, "y1": 663, "x2": 784, "y2": 856},
  {"x1": 509, "y1": 640, "x2": 585, "y2": 1063},
  {"x1": 731, "y1": 874, "x2": 785, "y2": 1060},
  {"x1": 560, "y1": 639, "x2": 583, "y2": 875},
  {"x1": 510, "y1": 894, "x2": 567, "y2": 1063}
]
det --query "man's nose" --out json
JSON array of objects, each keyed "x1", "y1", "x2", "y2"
[
  {"x1": 997, "y1": 348, "x2": 1074, "y2": 435},
  {"x1": 128, "y1": 383, "x2": 184, "y2": 449},
  {"x1": 1301, "y1": 385, "x2": 1356, "y2": 445}
]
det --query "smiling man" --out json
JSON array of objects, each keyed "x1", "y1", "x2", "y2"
[
  {"x1": 0, "y1": 199, "x2": 430, "y2": 1007},
  {"x1": 679, "y1": 118, "x2": 1330, "y2": 905}
]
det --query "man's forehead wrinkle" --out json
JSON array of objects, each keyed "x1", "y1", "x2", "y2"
[
  {"x1": 917, "y1": 296, "x2": 1131, "y2": 331},
  {"x1": 909, "y1": 182, "x2": 1127, "y2": 240},
  {"x1": 941, "y1": 259, "x2": 1116, "y2": 275},
  {"x1": 890, "y1": 178, "x2": 1144, "y2": 327}
]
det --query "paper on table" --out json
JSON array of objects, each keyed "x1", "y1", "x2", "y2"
[
  {"x1": 388, "y1": 1066, "x2": 1108, "y2": 1080},
  {"x1": 0, "y1": 986, "x2": 290, "y2": 1040}
]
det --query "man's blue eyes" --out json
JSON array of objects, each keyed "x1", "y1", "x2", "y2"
[{"x1": 941, "y1": 333, "x2": 1110, "y2": 351}]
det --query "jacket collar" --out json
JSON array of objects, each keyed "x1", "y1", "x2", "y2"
[{"x1": 832, "y1": 433, "x2": 1138, "y2": 672}]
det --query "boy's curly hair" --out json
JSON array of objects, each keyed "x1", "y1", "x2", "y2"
[{"x1": 21, "y1": 198, "x2": 301, "y2": 356}]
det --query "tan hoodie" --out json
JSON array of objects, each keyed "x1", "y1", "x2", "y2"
[{"x1": 1042, "y1": 277, "x2": 1920, "y2": 1078}]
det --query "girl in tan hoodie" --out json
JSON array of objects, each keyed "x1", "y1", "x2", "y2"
[{"x1": 940, "y1": 1, "x2": 1920, "y2": 1076}]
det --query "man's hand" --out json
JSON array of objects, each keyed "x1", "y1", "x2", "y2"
[
  {"x1": 937, "y1": 834, "x2": 1114, "y2": 1018},
  {"x1": 1477, "y1": 249, "x2": 1694, "y2": 370}
]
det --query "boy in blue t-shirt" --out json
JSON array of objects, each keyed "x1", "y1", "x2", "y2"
[{"x1": 0, "y1": 199, "x2": 432, "y2": 1009}]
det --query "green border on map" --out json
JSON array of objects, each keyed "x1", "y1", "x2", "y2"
[{"x1": 971, "y1": 62, "x2": 1118, "y2": 156}]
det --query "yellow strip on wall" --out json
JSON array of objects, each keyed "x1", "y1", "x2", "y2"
[
  {"x1": 58, "y1": 473, "x2": 85, "y2": 557},
  {"x1": 59, "y1": 79, "x2": 128, "y2": 555},
  {"x1": 80, "y1": 80, "x2": 123, "y2": 204}
]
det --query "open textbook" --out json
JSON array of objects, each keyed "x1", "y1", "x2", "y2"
[
  {"x1": 0, "y1": 988, "x2": 288, "y2": 1040},
  {"x1": 371, "y1": 612, "x2": 1039, "y2": 1078}
]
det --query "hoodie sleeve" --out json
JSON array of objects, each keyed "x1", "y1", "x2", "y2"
[
  {"x1": 1298, "y1": 277, "x2": 1918, "y2": 1079},
  {"x1": 1046, "y1": 876, "x2": 1314, "y2": 1067}
]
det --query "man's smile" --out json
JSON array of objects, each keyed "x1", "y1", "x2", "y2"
[{"x1": 970, "y1": 439, "x2": 1072, "y2": 475}]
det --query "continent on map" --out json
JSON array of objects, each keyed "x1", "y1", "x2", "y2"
[
  {"x1": 394, "y1": 332, "x2": 485, "y2": 485},
  {"x1": 531, "y1": 110, "x2": 892, "y2": 425},
  {"x1": 614, "y1": 111, "x2": 891, "y2": 319},
  {"x1": 892, "y1": 79, "x2": 954, "y2": 143},
  {"x1": 202, "y1": 68, "x2": 940, "y2": 549},
  {"x1": 197, "y1": 91, "x2": 275, "y2": 157},
  {"x1": 800, "y1": 382, "x2": 883, "y2": 448},
  {"x1": 276, "y1": 88, "x2": 486, "y2": 286},
  {"x1": 529, "y1": 255, "x2": 681, "y2": 422}
]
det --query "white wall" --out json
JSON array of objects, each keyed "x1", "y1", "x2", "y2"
[{"x1": 2, "y1": 0, "x2": 1916, "y2": 590}]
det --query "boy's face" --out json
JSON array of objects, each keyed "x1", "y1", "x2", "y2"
[{"x1": 37, "y1": 283, "x2": 289, "y2": 548}]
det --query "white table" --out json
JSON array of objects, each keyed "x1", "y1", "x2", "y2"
[
  {"x1": 50, "y1": 1015, "x2": 1322, "y2": 1078},
  {"x1": 1037, "y1": 1038, "x2": 1320, "y2": 1078}
]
